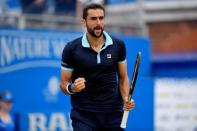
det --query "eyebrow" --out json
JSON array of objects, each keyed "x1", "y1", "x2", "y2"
[{"x1": 89, "y1": 16, "x2": 104, "y2": 20}]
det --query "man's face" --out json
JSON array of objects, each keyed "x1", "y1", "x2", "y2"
[
  {"x1": 0, "y1": 101, "x2": 12, "y2": 111},
  {"x1": 84, "y1": 9, "x2": 105, "y2": 38}
]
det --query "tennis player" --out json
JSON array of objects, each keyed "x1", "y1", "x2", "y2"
[{"x1": 60, "y1": 3, "x2": 135, "y2": 131}]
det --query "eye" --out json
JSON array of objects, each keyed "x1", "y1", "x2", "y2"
[
  {"x1": 90, "y1": 17, "x2": 97, "y2": 20},
  {"x1": 99, "y1": 16, "x2": 104, "y2": 20}
]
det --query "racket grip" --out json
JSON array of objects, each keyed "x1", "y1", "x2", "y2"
[{"x1": 120, "y1": 110, "x2": 129, "y2": 128}]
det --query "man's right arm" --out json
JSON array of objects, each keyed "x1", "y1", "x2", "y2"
[
  {"x1": 60, "y1": 70, "x2": 86, "y2": 95},
  {"x1": 60, "y1": 70, "x2": 73, "y2": 95},
  {"x1": 60, "y1": 43, "x2": 86, "y2": 95}
]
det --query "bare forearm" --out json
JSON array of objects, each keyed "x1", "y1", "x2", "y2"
[
  {"x1": 60, "y1": 70, "x2": 73, "y2": 95},
  {"x1": 60, "y1": 80, "x2": 70, "y2": 95},
  {"x1": 118, "y1": 62, "x2": 135, "y2": 111},
  {"x1": 119, "y1": 76, "x2": 130, "y2": 103}
]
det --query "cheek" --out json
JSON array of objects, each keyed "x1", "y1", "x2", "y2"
[
  {"x1": 85, "y1": 22, "x2": 91, "y2": 28},
  {"x1": 102, "y1": 21, "x2": 106, "y2": 25},
  {"x1": 5, "y1": 103, "x2": 12, "y2": 109},
  {"x1": 88, "y1": 22, "x2": 96, "y2": 27},
  {"x1": 99, "y1": 21, "x2": 105, "y2": 28}
]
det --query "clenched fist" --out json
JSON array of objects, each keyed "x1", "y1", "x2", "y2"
[{"x1": 71, "y1": 77, "x2": 86, "y2": 92}]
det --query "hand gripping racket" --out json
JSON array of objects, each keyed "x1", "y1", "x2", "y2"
[{"x1": 120, "y1": 52, "x2": 142, "y2": 128}]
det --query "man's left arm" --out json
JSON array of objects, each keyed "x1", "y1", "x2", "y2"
[{"x1": 118, "y1": 62, "x2": 135, "y2": 111}]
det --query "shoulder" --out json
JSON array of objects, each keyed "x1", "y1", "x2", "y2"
[
  {"x1": 66, "y1": 37, "x2": 82, "y2": 48},
  {"x1": 63, "y1": 37, "x2": 82, "y2": 52},
  {"x1": 110, "y1": 35, "x2": 125, "y2": 47}
]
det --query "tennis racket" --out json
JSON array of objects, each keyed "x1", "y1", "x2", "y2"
[{"x1": 120, "y1": 52, "x2": 142, "y2": 128}]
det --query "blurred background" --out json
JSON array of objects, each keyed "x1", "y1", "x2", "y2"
[{"x1": 0, "y1": 0, "x2": 197, "y2": 131}]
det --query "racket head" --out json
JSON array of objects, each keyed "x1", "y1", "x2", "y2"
[{"x1": 130, "y1": 52, "x2": 141, "y2": 97}]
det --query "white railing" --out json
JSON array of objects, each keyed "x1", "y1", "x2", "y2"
[{"x1": 1, "y1": 0, "x2": 197, "y2": 36}]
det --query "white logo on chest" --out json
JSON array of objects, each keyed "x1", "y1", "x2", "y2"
[{"x1": 107, "y1": 54, "x2": 111, "y2": 59}]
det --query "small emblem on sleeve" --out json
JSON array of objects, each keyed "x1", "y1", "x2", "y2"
[{"x1": 61, "y1": 62, "x2": 67, "y2": 66}]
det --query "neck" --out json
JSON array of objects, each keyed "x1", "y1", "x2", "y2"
[
  {"x1": 86, "y1": 33, "x2": 105, "y2": 47},
  {"x1": 0, "y1": 109, "x2": 8, "y2": 115},
  {"x1": 0, "y1": 110, "x2": 10, "y2": 123}
]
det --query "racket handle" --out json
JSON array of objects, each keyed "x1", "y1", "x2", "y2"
[{"x1": 120, "y1": 110, "x2": 129, "y2": 128}]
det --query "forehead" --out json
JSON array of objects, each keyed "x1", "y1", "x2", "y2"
[{"x1": 87, "y1": 9, "x2": 104, "y2": 17}]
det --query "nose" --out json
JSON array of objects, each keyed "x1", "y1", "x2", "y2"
[{"x1": 96, "y1": 18, "x2": 101, "y2": 24}]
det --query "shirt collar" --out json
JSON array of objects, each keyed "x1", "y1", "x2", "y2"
[{"x1": 82, "y1": 31, "x2": 113, "y2": 48}]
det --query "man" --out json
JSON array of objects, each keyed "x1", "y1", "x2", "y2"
[
  {"x1": 60, "y1": 3, "x2": 135, "y2": 131},
  {"x1": 0, "y1": 91, "x2": 15, "y2": 131},
  {"x1": 20, "y1": 0, "x2": 46, "y2": 14}
]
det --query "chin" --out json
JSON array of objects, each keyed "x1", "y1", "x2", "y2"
[
  {"x1": 95, "y1": 35, "x2": 102, "y2": 38},
  {"x1": 95, "y1": 33, "x2": 102, "y2": 38}
]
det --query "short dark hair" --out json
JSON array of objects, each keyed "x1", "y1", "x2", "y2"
[
  {"x1": 0, "y1": 91, "x2": 13, "y2": 102},
  {"x1": 82, "y1": 3, "x2": 105, "y2": 20}
]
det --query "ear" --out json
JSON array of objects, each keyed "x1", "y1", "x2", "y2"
[{"x1": 81, "y1": 19, "x2": 86, "y2": 27}]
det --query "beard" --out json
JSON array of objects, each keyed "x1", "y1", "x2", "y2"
[{"x1": 87, "y1": 25, "x2": 104, "y2": 38}]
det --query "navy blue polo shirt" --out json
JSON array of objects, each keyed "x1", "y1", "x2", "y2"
[{"x1": 61, "y1": 31, "x2": 126, "y2": 112}]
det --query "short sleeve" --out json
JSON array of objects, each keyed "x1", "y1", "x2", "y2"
[
  {"x1": 61, "y1": 43, "x2": 74, "y2": 72},
  {"x1": 118, "y1": 41, "x2": 126, "y2": 64}
]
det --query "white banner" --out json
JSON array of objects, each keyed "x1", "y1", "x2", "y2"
[{"x1": 155, "y1": 78, "x2": 197, "y2": 131}]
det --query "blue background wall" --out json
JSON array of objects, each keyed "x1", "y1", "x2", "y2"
[{"x1": 0, "y1": 29, "x2": 153, "y2": 131}]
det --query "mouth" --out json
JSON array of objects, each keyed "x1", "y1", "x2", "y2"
[
  {"x1": 94, "y1": 26, "x2": 102, "y2": 30},
  {"x1": 94, "y1": 29, "x2": 102, "y2": 35},
  {"x1": 95, "y1": 29, "x2": 101, "y2": 33}
]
